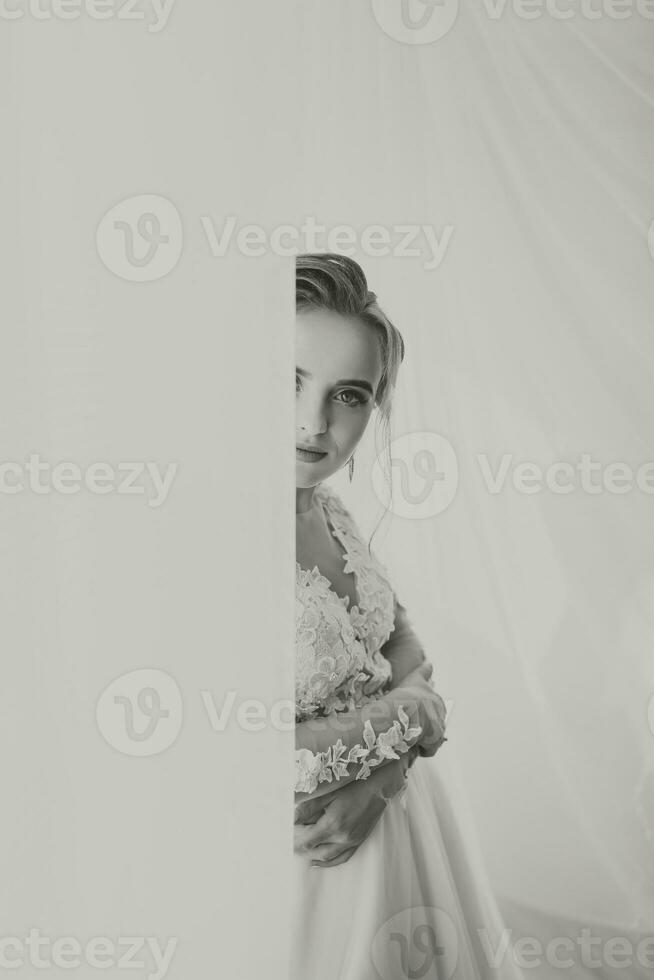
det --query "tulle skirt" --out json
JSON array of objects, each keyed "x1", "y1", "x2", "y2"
[{"x1": 291, "y1": 751, "x2": 525, "y2": 980}]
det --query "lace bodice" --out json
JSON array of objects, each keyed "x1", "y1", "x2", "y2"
[
  {"x1": 296, "y1": 483, "x2": 396, "y2": 722},
  {"x1": 295, "y1": 483, "x2": 423, "y2": 794}
]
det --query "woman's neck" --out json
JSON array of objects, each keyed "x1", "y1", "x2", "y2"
[{"x1": 296, "y1": 485, "x2": 318, "y2": 515}]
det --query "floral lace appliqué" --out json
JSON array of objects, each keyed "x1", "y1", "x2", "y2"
[
  {"x1": 295, "y1": 704, "x2": 423, "y2": 795},
  {"x1": 295, "y1": 483, "x2": 396, "y2": 723}
]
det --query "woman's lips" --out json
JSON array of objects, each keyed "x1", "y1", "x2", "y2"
[{"x1": 296, "y1": 447, "x2": 327, "y2": 463}]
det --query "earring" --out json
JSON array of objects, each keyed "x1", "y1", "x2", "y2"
[{"x1": 348, "y1": 455, "x2": 355, "y2": 482}]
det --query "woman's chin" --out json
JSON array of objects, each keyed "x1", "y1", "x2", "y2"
[{"x1": 296, "y1": 460, "x2": 336, "y2": 487}]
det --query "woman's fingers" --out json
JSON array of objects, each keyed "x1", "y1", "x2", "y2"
[
  {"x1": 308, "y1": 843, "x2": 359, "y2": 867},
  {"x1": 294, "y1": 796, "x2": 332, "y2": 824},
  {"x1": 418, "y1": 733, "x2": 448, "y2": 757},
  {"x1": 294, "y1": 811, "x2": 341, "y2": 852}
]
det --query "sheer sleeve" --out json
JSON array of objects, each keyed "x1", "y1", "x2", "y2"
[
  {"x1": 380, "y1": 594, "x2": 430, "y2": 687},
  {"x1": 295, "y1": 690, "x2": 425, "y2": 798}
]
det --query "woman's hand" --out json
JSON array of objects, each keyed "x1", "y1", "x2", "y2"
[
  {"x1": 391, "y1": 661, "x2": 448, "y2": 758},
  {"x1": 294, "y1": 745, "x2": 421, "y2": 868},
  {"x1": 293, "y1": 659, "x2": 446, "y2": 868}
]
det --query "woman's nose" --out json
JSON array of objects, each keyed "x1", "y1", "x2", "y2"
[{"x1": 297, "y1": 397, "x2": 328, "y2": 435}]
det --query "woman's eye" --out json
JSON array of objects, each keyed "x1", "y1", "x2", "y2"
[
  {"x1": 336, "y1": 390, "x2": 364, "y2": 407},
  {"x1": 295, "y1": 378, "x2": 365, "y2": 406}
]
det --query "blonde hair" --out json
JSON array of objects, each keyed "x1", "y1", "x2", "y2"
[{"x1": 296, "y1": 253, "x2": 405, "y2": 550}]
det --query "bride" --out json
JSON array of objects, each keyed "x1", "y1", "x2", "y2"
[{"x1": 293, "y1": 253, "x2": 524, "y2": 980}]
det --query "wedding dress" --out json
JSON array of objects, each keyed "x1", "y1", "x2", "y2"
[{"x1": 293, "y1": 481, "x2": 524, "y2": 980}]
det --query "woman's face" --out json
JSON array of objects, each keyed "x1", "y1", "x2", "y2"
[{"x1": 296, "y1": 308, "x2": 383, "y2": 488}]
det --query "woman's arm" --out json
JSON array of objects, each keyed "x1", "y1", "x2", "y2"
[
  {"x1": 381, "y1": 596, "x2": 449, "y2": 759},
  {"x1": 295, "y1": 663, "x2": 446, "y2": 803},
  {"x1": 294, "y1": 742, "x2": 425, "y2": 867},
  {"x1": 295, "y1": 742, "x2": 421, "y2": 827},
  {"x1": 294, "y1": 743, "x2": 421, "y2": 866},
  {"x1": 380, "y1": 594, "x2": 429, "y2": 687}
]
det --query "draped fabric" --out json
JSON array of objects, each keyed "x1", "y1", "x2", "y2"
[{"x1": 296, "y1": 0, "x2": 654, "y2": 945}]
